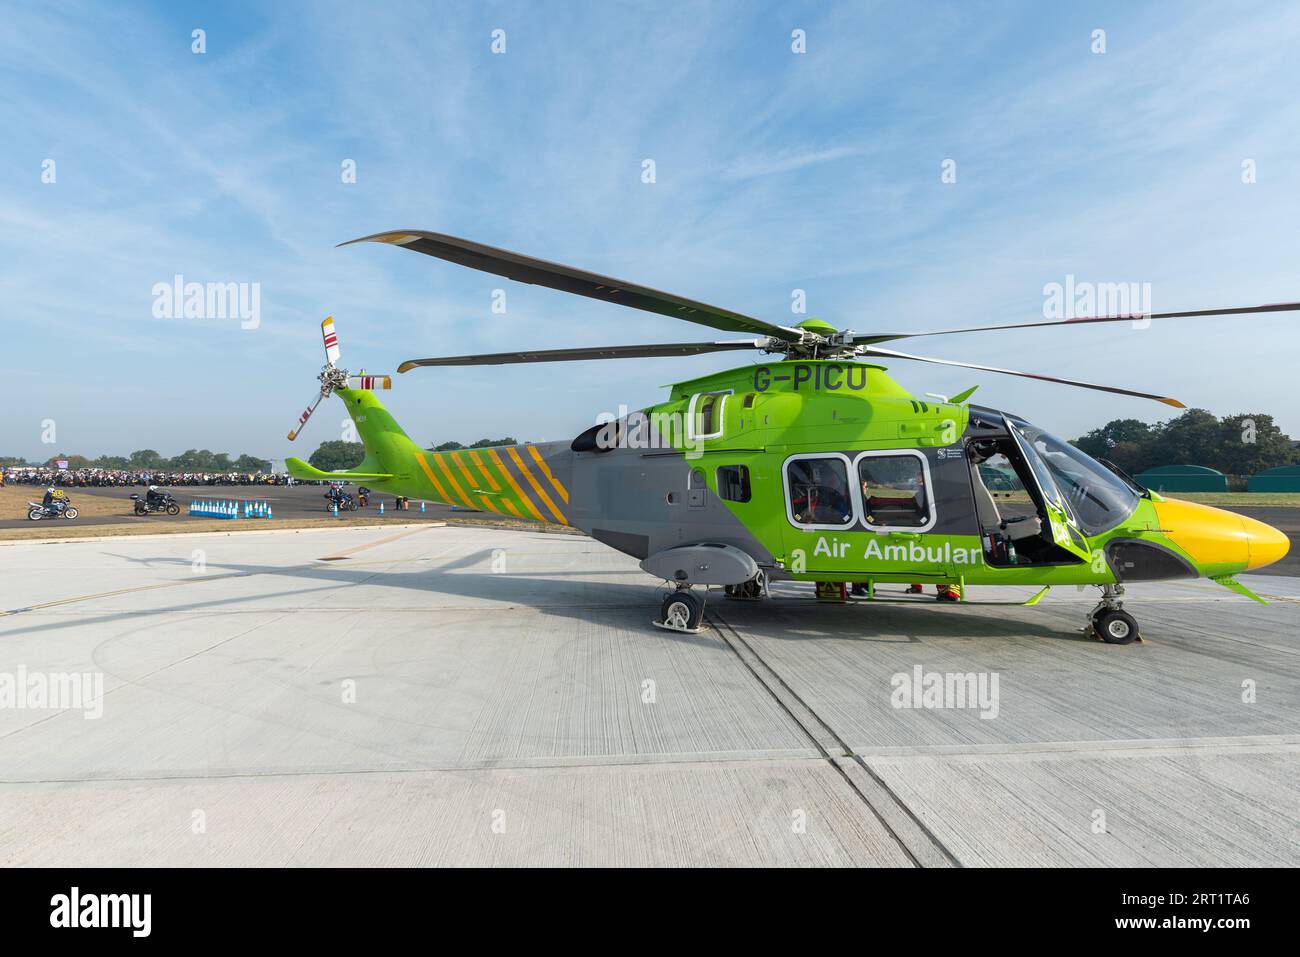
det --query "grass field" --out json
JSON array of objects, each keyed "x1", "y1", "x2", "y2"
[
  {"x1": 1, "y1": 484, "x2": 130, "y2": 520},
  {"x1": 1153, "y1": 492, "x2": 1300, "y2": 507}
]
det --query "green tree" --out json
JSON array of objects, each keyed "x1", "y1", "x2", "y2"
[
  {"x1": 128, "y1": 449, "x2": 165, "y2": 469},
  {"x1": 309, "y1": 440, "x2": 365, "y2": 471},
  {"x1": 471, "y1": 437, "x2": 517, "y2": 448},
  {"x1": 1217, "y1": 413, "x2": 1298, "y2": 475},
  {"x1": 233, "y1": 454, "x2": 271, "y2": 472},
  {"x1": 1148, "y1": 409, "x2": 1223, "y2": 469},
  {"x1": 431, "y1": 440, "x2": 465, "y2": 451},
  {"x1": 1072, "y1": 419, "x2": 1152, "y2": 472}
]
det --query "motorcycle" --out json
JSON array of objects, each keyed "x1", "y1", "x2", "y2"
[
  {"x1": 325, "y1": 492, "x2": 358, "y2": 512},
  {"x1": 28, "y1": 499, "x2": 79, "y2": 521},
  {"x1": 130, "y1": 493, "x2": 181, "y2": 516}
]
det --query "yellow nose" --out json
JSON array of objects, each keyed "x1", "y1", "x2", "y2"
[
  {"x1": 1242, "y1": 514, "x2": 1290, "y2": 570},
  {"x1": 1153, "y1": 499, "x2": 1290, "y2": 573}
]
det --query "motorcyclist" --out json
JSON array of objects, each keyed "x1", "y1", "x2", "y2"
[
  {"x1": 146, "y1": 484, "x2": 167, "y2": 508},
  {"x1": 357, "y1": 486, "x2": 370, "y2": 506},
  {"x1": 42, "y1": 487, "x2": 67, "y2": 514}
]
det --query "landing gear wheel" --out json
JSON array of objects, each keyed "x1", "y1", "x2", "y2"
[
  {"x1": 1093, "y1": 609, "x2": 1139, "y2": 644},
  {"x1": 166, "y1": 503, "x2": 180, "y2": 516},
  {"x1": 656, "y1": 590, "x2": 705, "y2": 633}
]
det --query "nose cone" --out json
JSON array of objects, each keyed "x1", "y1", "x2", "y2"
[
  {"x1": 1242, "y1": 513, "x2": 1290, "y2": 571},
  {"x1": 1153, "y1": 499, "x2": 1290, "y2": 574}
]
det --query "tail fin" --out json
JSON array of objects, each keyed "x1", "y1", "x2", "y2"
[{"x1": 285, "y1": 386, "x2": 419, "y2": 489}]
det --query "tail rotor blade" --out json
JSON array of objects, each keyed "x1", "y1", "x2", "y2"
[
  {"x1": 287, "y1": 391, "x2": 327, "y2": 441},
  {"x1": 345, "y1": 374, "x2": 392, "y2": 390},
  {"x1": 321, "y1": 316, "x2": 341, "y2": 366}
]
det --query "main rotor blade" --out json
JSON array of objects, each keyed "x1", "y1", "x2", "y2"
[
  {"x1": 398, "y1": 339, "x2": 768, "y2": 373},
  {"x1": 858, "y1": 345, "x2": 1186, "y2": 408},
  {"x1": 851, "y1": 301, "x2": 1300, "y2": 346},
  {"x1": 341, "y1": 230, "x2": 804, "y2": 342}
]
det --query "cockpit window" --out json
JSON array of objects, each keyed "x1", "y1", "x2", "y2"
[{"x1": 1007, "y1": 417, "x2": 1139, "y2": 535}]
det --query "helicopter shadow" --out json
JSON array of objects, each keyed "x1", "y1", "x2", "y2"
[
  {"x1": 13, "y1": 548, "x2": 718, "y2": 649},
  {"x1": 26, "y1": 547, "x2": 1088, "y2": 649}
]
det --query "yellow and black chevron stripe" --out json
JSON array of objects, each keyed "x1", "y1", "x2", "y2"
[{"x1": 414, "y1": 445, "x2": 570, "y2": 525}]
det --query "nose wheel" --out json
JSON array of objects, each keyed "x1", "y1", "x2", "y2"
[
  {"x1": 1088, "y1": 584, "x2": 1141, "y2": 644},
  {"x1": 654, "y1": 587, "x2": 706, "y2": 634}
]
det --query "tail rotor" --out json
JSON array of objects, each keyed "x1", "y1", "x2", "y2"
[{"x1": 286, "y1": 316, "x2": 393, "y2": 441}]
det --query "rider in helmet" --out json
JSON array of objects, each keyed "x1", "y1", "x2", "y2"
[{"x1": 146, "y1": 484, "x2": 167, "y2": 508}]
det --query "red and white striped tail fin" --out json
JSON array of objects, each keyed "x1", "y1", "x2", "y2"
[
  {"x1": 345, "y1": 374, "x2": 392, "y2": 390},
  {"x1": 321, "y1": 316, "x2": 341, "y2": 365}
]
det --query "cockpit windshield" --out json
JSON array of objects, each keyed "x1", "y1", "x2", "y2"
[{"x1": 1006, "y1": 416, "x2": 1140, "y2": 535}]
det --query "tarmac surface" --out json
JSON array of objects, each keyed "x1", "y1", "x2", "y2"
[{"x1": 0, "y1": 523, "x2": 1296, "y2": 867}]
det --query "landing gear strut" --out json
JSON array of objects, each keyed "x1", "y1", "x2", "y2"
[
  {"x1": 1087, "y1": 584, "x2": 1141, "y2": 644},
  {"x1": 655, "y1": 586, "x2": 706, "y2": 634},
  {"x1": 724, "y1": 570, "x2": 767, "y2": 602}
]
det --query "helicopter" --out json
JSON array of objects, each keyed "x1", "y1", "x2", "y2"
[{"x1": 283, "y1": 229, "x2": 1293, "y2": 643}]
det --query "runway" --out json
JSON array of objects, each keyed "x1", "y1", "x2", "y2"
[{"x1": 0, "y1": 523, "x2": 1296, "y2": 866}]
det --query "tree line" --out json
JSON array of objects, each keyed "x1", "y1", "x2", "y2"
[
  {"x1": 1070, "y1": 409, "x2": 1298, "y2": 476},
  {"x1": 0, "y1": 450, "x2": 272, "y2": 472}
]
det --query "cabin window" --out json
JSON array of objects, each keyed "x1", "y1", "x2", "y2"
[
  {"x1": 717, "y1": 465, "x2": 751, "y2": 503},
  {"x1": 687, "y1": 391, "x2": 729, "y2": 441},
  {"x1": 785, "y1": 456, "x2": 853, "y2": 528},
  {"x1": 856, "y1": 452, "x2": 934, "y2": 531}
]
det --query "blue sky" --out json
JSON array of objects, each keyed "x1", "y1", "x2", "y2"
[{"x1": 3, "y1": 0, "x2": 1299, "y2": 463}]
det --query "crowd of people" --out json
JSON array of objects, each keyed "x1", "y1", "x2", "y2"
[{"x1": 2, "y1": 467, "x2": 294, "y2": 489}]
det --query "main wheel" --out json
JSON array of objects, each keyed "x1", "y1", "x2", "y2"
[
  {"x1": 166, "y1": 503, "x2": 180, "y2": 515},
  {"x1": 1094, "y1": 609, "x2": 1139, "y2": 644},
  {"x1": 660, "y1": 591, "x2": 704, "y2": 631},
  {"x1": 63, "y1": 507, "x2": 79, "y2": 519}
]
